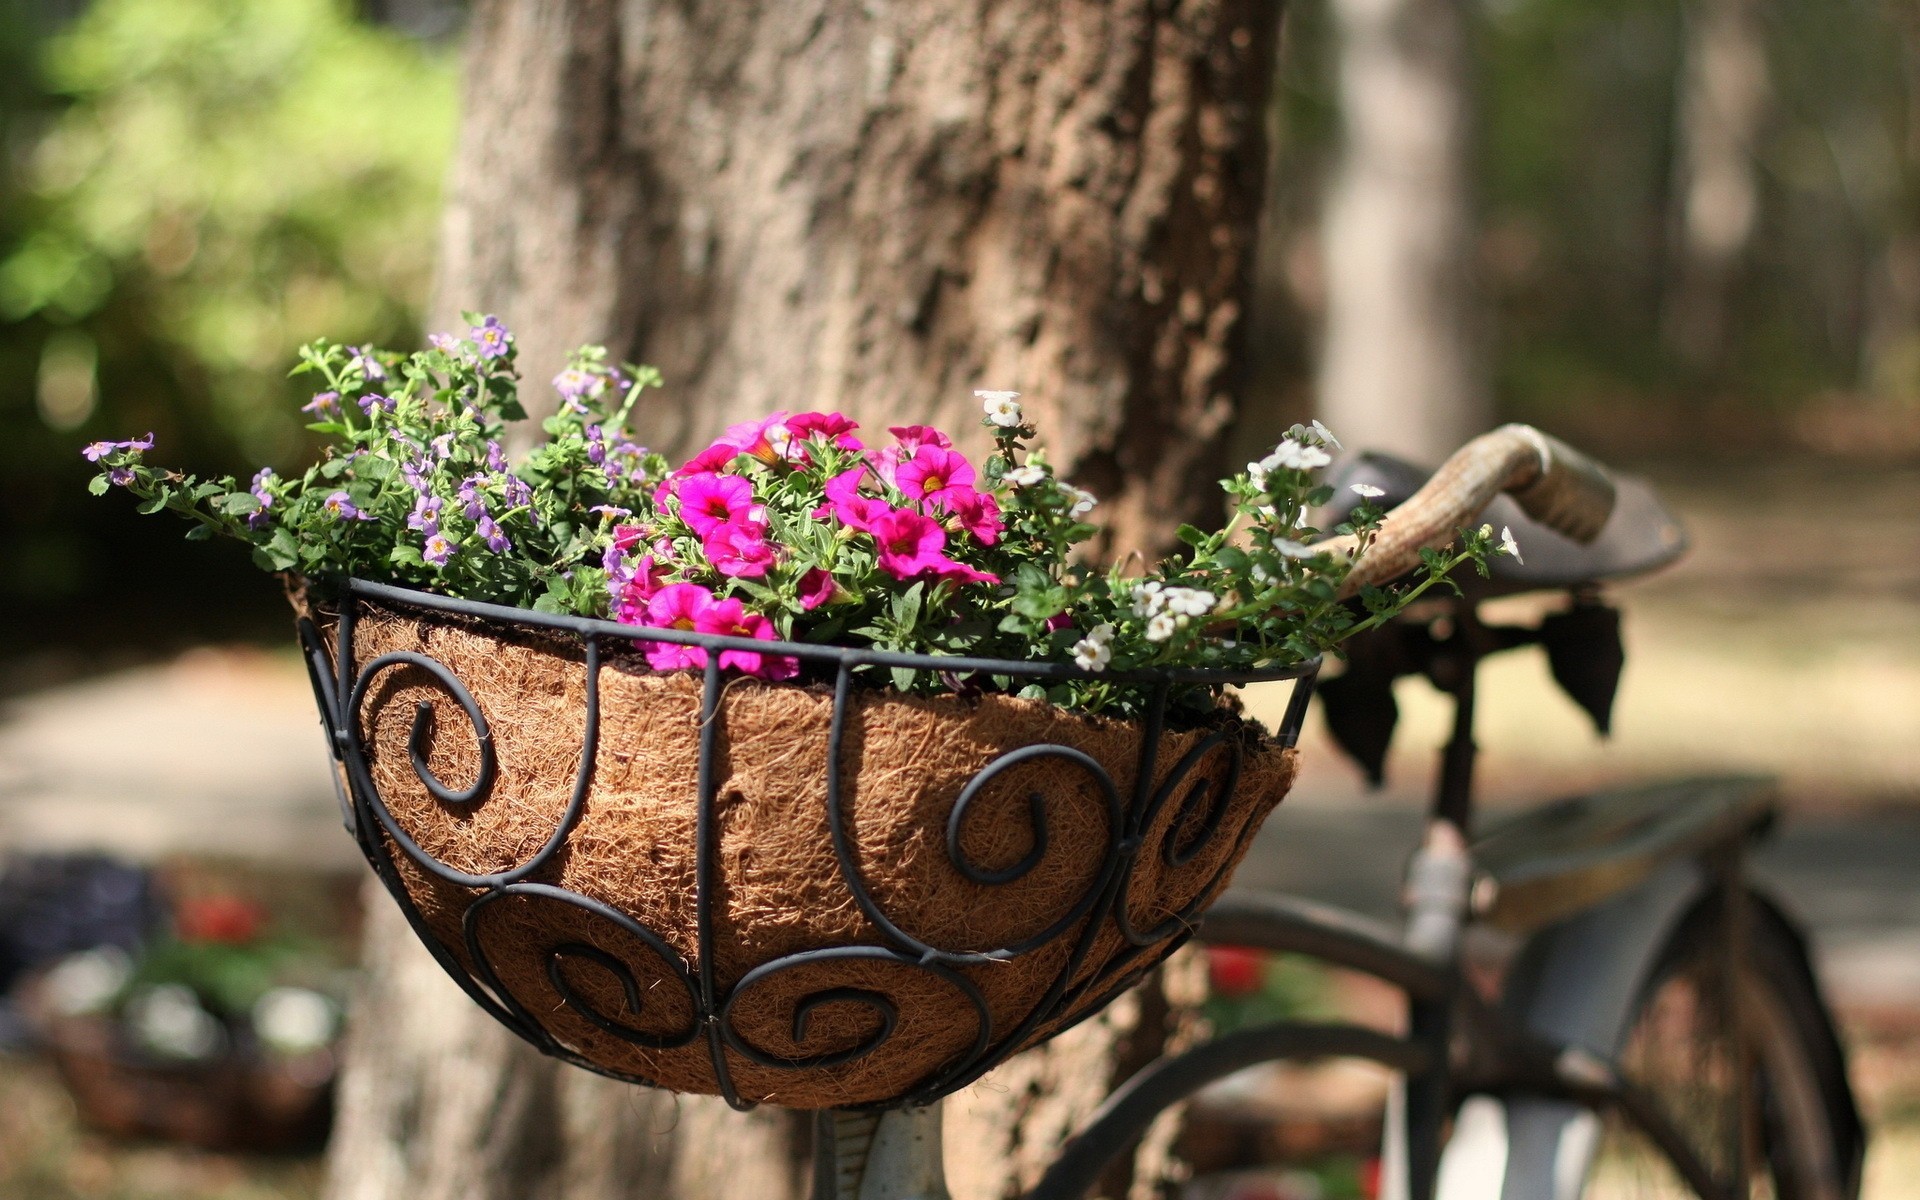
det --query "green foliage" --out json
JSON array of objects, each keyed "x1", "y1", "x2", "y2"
[
  {"x1": 2, "y1": 0, "x2": 454, "y2": 462},
  {"x1": 89, "y1": 321, "x2": 667, "y2": 610}
]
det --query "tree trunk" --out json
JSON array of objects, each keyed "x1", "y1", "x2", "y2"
[
  {"x1": 1316, "y1": 0, "x2": 1487, "y2": 465},
  {"x1": 325, "y1": 2, "x2": 1281, "y2": 1198},
  {"x1": 1662, "y1": 0, "x2": 1769, "y2": 371}
]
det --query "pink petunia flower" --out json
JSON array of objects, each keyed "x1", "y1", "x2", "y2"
[
  {"x1": 611, "y1": 554, "x2": 671, "y2": 614},
  {"x1": 797, "y1": 567, "x2": 838, "y2": 611},
  {"x1": 926, "y1": 556, "x2": 1001, "y2": 587},
  {"x1": 671, "y1": 439, "x2": 744, "y2": 480},
  {"x1": 638, "y1": 583, "x2": 715, "y2": 671},
  {"x1": 695, "y1": 598, "x2": 800, "y2": 680},
  {"x1": 869, "y1": 508, "x2": 949, "y2": 579},
  {"x1": 875, "y1": 424, "x2": 954, "y2": 485},
  {"x1": 676, "y1": 472, "x2": 755, "y2": 536},
  {"x1": 612, "y1": 524, "x2": 651, "y2": 554},
  {"x1": 936, "y1": 485, "x2": 1003, "y2": 545},
  {"x1": 703, "y1": 519, "x2": 778, "y2": 577},
  {"x1": 719, "y1": 411, "x2": 798, "y2": 464},
  {"x1": 889, "y1": 425, "x2": 953, "y2": 453},
  {"x1": 812, "y1": 467, "x2": 887, "y2": 531},
  {"x1": 896, "y1": 445, "x2": 977, "y2": 506},
  {"x1": 786, "y1": 412, "x2": 864, "y2": 451}
]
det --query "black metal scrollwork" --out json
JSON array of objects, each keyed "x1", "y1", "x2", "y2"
[{"x1": 313, "y1": 579, "x2": 1318, "y2": 1110}]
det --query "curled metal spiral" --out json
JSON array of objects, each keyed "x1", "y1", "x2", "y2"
[
  {"x1": 719, "y1": 946, "x2": 991, "y2": 1079},
  {"x1": 463, "y1": 882, "x2": 704, "y2": 1052},
  {"x1": 307, "y1": 579, "x2": 1318, "y2": 1109}
]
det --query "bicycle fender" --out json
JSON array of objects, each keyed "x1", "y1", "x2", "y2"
[{"x1": 1434, "y1": 859, "x2": 1708, "y2": 1200}]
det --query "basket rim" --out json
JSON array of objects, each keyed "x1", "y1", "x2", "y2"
[{"x1": 332, "y1": 576, "x2": 1321, "y2": 689}]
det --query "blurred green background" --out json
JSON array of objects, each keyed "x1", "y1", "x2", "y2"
[{"x1": 0, "y1": 0, "x2": 455, "y2": 678}]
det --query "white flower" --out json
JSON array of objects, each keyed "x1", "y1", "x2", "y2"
[
  {"x1": 1266, "y1": 439, "x2": 1330, "y2": 473},
  {"x1": 1132, "y1": 580, "x2": 1165, "y2": 618},
  {"x1": 1250, "y1": 562, "x2": 1274, "y2": 585},
  {"x1": 1247, "y1": 460, "x2": 1271, "y2": 491},
  {"x1": 1349, "y1": 483, "x2": 1385, "y2": 499},
  {"x1": 1145, "y1": 612, "x2": 1178, "y2": 642},
  {"x1": 765, "y1": 423, "x2": 800, "y2": 461},
  {"x1": 44, "y1": 947, "x2": 132, "y2": 1016},
  {"x1": 126, "y1": 984, "x2": 223, "y2": 1061},
  {"x1": 253, "y1": 987, "x2": 339, "y2": 1056},
  {"x1": 1061, "y1": 484, "x2": 1097, "y2": 517},
  {"x1": 1071, "y1": 635, "x2": 1113, "y2": 671},
  {"x1": 1295, "y1": 444, "x2": 1332, "y2": 470},
  {"x1": 976, "y1": 390, "x2": 1024, "y2": 428},
  {"x1": 1162, "y1": 587, "x2": 1216, "y2": 617},
  {"x1": 1499, "y1": 525, "x2": 1523, "y2": 564},
  {"x1": 1272, "y1": 539, "x2": 1320, "y2": 560},
  {"x1": 1087, "y1": 622, "x2": 1115, "y2": 644},
  {"x1": 1004, "y1": 464, "x2": 1046, "y2": 487},
  {"x1": 1310, "y1": 419, "x2": 1343, "y2": 450}
]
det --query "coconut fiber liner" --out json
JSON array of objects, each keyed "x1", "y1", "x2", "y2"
[{"x1": 312, "y1": 596, "x2": 1298, "y2": 1109}]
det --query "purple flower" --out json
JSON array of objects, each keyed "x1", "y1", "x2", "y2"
[
  {"x1": 350, "y1": 346, "x2": 387, "y2": 382},
  {"x1": 107, "y1": 466, "x2": 135, "y2": 487},
  {"x1": 502, "y1": 477, "x2": 533, "y2": 510},
  {"x1": 471, "y1": 316, "x2": 510, "y2": 360},
  {"x1": 590, "y1": 504, "x2": 631, "y2": 520},
  {"x1": 402, "y1": 457, "x2": 430, "y2": 491},
  {"x1": 423, "y1": 533, "x2": 457, "y2": 567},
  {"x1": 553, "y1": 368, "x2": 596, "y2": 400},
  {"x1": 585, "y1": 424, "x2": 606, "y2": 465},
  {"x1": 82, "y1": 432, "x2": 155, "y2": 462},
  {"x1": 486, "y1": 441, "x2": 508, "y2": 472},
  {"x1": 457, "y1": 475, "x2": 488, "y2": 520},
  {"x1": 358, "y1": 393, "x2": 396, "y2": 416},
  {"x1": 301, "y1": 392, "x2": 341, "y2": 418},
  {"x1": 429, "y1": 433, "x2": 454, "y2": 461},
  {"x1": 476, "y1": 515, "x2": 511, "y2": 554},
  {"x1": 248, "y1": 468, "x2": 276, "y2": 530},
  {"x1": 322, "y1": 491, "x2": 373, "y2": 522},
  {"x1": 407, "y1": 494, "x2": 444, "y2": 535},
  {"x1": 601, "y1": 541, "x2": 632, "y2": 586},
  {"x1": 427, "y1": 332, "x2": 460, "y2": 354}
]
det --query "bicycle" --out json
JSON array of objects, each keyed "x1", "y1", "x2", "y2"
[{"x1": 808, "y1": 429, "x2": 1866, "y2": 1200}]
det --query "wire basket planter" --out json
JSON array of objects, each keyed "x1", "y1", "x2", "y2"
[{"x1": 296, "y1": 578, "x2": 1317, "y2": 1110}]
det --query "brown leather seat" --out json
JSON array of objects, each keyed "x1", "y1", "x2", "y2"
[{"x1": 1320, "y1": 450, "x2": 1688, "y2": 593}]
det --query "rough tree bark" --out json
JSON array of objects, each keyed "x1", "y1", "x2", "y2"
[
  {"x1": 325, "y1": 2, "x2": 1282, "y2": 1198},
  {"x1": 1663, "y1": 0, "x2": 1770, "y2": 371},
  {"x1": 1316, "y1": 0, "x2": 1487, "y2": 465}
]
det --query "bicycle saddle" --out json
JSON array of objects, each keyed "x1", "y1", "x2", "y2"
[{"x1": 1320, "y1": 449, "x2": 1688, "y2": 593}]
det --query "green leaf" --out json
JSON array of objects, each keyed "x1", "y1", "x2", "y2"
[
  {"x1": 135, "y1": 496, "x2": 165, "y2": 515},
  {"x1": 216, "y1": 492, "x2": 261, "y2": 517},
  {"x1": 258, "y1": 529, "x2": 299, "y2": 571},
  {"x1": 890, "y1": 666, "x2": 918, "y2": 693},
  {"x1": 389, "y1": 545, "x2": 425, "y2": 568},
  {"x1": 1176, "y1": 524, "x2": 1208, "y2": 547},
  {"x1": 86, "y1": 474, "x2": 109, "y2": 495},
  {"x1": 891, "y1": 581, "x2": 924, "y2": 631}
]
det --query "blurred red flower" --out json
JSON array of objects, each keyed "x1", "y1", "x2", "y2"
[
  {"x1": 1207, "y1": 945, "x2": 1266, "y2": 997},
  {"x1": 174, "y1": 894, "x2": 266, "y2": 945}
]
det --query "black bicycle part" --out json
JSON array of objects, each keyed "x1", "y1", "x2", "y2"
[{"x1": 1585, "y1": 887, "x2": 1865, "y2": 1199}]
